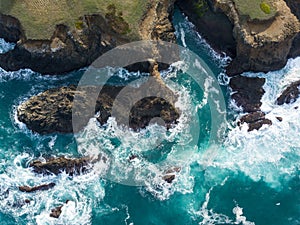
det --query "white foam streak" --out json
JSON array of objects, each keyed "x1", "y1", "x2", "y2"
[
  {"x1": 190, "y1": 185, "x2": 255, "y2": 225},
  {"x1": 175, "y1": 15, "x2": 231, "y2": 69}
]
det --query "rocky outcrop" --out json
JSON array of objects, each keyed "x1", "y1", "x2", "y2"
[
  {"x1": 277, "y1": 80, "x2": 300, "y2": 105},
  {"x1": 230, "y1": 75, "x2": 272, "y2": 131},
  {"x1": 230, "y1": 75, "x2": 265, "y2": 112},
  {"x1": 139, "y1": 0, "x2": 176, "y2": 42},
  {"x1": 238, "y1": 111, "x2": 272, "y2": 132},
  {"x1": 162, "y1": 167, "x2": 181, "y2": 183},
  {"x1": 215, "y1": 0, "x2": 300, "y2": 75},
  {"x1": 17, "y1": 65, "x2": 179, "y2": 134},
  {"x1": 177, "y1": 0, "x2": 300, "y2": 75},
  {"x1": 29, "y1": 156, "x2": 99, "y2": 176},
  {"x1": 50, "y1": 204, "x2": 64, "y2": 219},
  {"x1": 19, "y1": 183, "x2": 56, "y2": 193}
]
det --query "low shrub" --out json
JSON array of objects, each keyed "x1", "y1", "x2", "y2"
[{"x1": 260, "y1": 2, "x2": 271, "y2": 14}]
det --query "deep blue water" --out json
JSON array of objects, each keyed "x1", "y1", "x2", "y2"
[{"x1": 0, "y1": 9, "x2": 300, "y2": 225}]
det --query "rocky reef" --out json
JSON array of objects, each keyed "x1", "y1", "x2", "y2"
[
  {"x1": 17, "y1": 62, "x2": 179, "y2": 134},
  {"x1": 17, "y1": 84, "x2": 179, "y2": 134}
]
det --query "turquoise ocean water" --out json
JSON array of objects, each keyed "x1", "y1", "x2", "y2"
[{"x1": 0, "y1": 9, "x2": 300, "y2": 225}]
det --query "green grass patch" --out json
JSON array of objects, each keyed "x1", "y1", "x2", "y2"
[
  {"x1": 0, "y1": 0, "x2": 149, "y2": 40},
  {"x1": 193, "y1": 0, "x2": 208, "y2": 17},
  {"x1": 233, "y1": 0, "x2": 277, "y2": 21}
]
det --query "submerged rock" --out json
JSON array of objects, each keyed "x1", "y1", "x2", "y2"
[
  {"x1": 162, "y1": 167, "x2": 181, "y2": 183},
  {"x1": 19, "y1": 183, "x2": 56, "y2": 193},
  {"x1": 49, "y1": 200, "x2": 72, "y2": 219}
]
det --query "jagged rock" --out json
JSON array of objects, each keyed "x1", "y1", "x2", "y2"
[
  {"x1": 19, "y1": 183, "x2": 56, "y2": 193},
  {"x1": 162, "y1": 167, "x2": 181, "y2": 183},
  {"x1": 163, "y1": 174, "x2": 175, "y2": 183},
  {"x1": 230, "y1": 75, "x2": 265, "y2": 112},
  {"x1": 276, "y1": 116, "x2": 283, "y2": 122},
  {"x1": 230, "y1": 76, "x2": 273, "y2": 131},
  {"x1": 238, "y1": 111, "x2": 272, "y2": 131},
  {"x1": 277, "y1": 80, "x2": 300, "y2": 105},
  {"x1": 50, "y1": 204, "x2": 63, "y2": 218},
  {"x1": 29, "y1": 156, "x2": 97, "y2": 176},
  {"x1": 49, "y1": 200, "x2": 71, "y2": 219}
]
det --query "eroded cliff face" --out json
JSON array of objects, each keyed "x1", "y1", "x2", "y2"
[
  {"x1": 0, "y1": 15, "x2": 120, "y2": 74},
  {"x1": 284, "y1": 0, "x2": 300, "y2": 58},
  {"x1": 214, "y1": 0, "x2": 300, "y2": 75},
  {"x1": 0, "y1": 0, "x2": 176, "y2": 74}
]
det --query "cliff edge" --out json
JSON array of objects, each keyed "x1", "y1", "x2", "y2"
[
  {"x1": 0, "y1": 0, "x2": 175, "y2": 74},
  {"x1": 215, "y1": 0, "x2": 300, "y2": 75},
  {"x1": 177, "y1": 0, "x2": 300, "y2": 75}
]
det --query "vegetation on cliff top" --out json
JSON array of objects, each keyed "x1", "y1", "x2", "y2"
[
  {"x1": 0, "y1": 0, "x2": 149, "y2": 40},
  {"x1": 233, "y1": 0, "x2": 277, "y2": 21}
]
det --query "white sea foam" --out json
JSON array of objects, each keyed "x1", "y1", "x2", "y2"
[
  {"x1": 74, "y1": 70, "x2": 202, "y2": 200},
  {"x1": 0, "y1": 38, "x2": 15, "y2": 54},
  {"x1": 0, "y1": 152, "x2": 105, "y2": 225},
  {"x1": 219, "y1": 57, "x2": 300, "y2": 188}
]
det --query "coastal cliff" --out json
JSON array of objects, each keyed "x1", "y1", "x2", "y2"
[
  {"x1": 0, "y1": 0, "x2": 175, "y2": 74},
  {"x1": 1, "y1": 0, "x2": 299, "y2": 75},
  {"x1": 177, "y1": 0, "x2": 300, "y2": 75}
]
